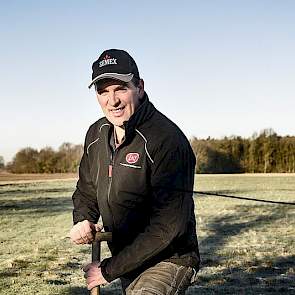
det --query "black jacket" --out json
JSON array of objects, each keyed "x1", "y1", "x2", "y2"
[{"x1": 72, "y1": 94, "x2": 200, "y2": 282}]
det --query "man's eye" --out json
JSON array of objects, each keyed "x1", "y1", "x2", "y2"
[
  {"x1": 116, "y1": 87, "x2": 127, "y2": 92},
  {"x1": 98, "y1": 90, "x2": 107, "y2": 95}
]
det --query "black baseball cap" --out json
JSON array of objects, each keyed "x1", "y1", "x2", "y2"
[{"x1": 88, "y1": 49, "x2": 140, "y2": 89}]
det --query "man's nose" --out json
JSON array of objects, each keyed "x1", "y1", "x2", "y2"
[{"x1": 108, "y1": 92, "x2": 120, "y2": 106}]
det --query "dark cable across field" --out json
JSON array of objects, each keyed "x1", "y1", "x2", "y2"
[
  {"x1": 157, "y1": 187, "x2": 295, "y2": 206},
  {"x1": 194, "y1": 190, "x2": 295, "y2": 205}
]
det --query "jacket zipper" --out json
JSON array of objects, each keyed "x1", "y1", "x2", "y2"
[
  {"x1": 106, "y1": 128, "x2": 124, "y2": 228},
  {"x1": 107, "y1": 148, "x2": 117, "y2": 227}
]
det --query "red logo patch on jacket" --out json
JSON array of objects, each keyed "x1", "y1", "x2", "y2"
[{"x1": 126, "y1": 153, "x2": 140, "y2": 164}]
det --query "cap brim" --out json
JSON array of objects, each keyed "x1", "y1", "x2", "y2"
[{"x1": 88, "y1": 73, "x2": 134, "y2": 89}]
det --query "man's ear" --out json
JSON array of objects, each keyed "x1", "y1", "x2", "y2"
[{"x1": 138, "y1": 79, "x2": 145, "y2": 98}]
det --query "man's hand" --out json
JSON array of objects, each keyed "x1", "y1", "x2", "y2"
[
  {"x1": 70, "y1": 220, "x2": 102, "y2": 245},
  {"x1": 83, "y1": 261, "x2": 108, "y2": 290}
]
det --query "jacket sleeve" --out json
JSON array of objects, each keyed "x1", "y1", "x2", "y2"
[
  {"x1": 72, "y1": 133, "x2": 100, "y2": 225},
  {"x1": 100, "y1": 140, "x2": 196, "y2": 281}
]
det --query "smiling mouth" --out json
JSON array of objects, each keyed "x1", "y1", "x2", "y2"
[{"x1": 110, "y1": 106, "x2": 125, "y2": 116}]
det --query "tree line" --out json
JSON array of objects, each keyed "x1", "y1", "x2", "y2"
[
  {"x1": 4, "y1": 143, "x2": 83, "y2": 173},
  {"x1": 191, "y1": 129, "x2": 295, "y2": 173},
  {"x1": 1, "y1": 129, "x2": 294, "y2": 174}
]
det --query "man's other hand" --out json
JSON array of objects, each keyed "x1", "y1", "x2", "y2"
[
  {"x1": 83, "y1": 261, "x2": 108, "y2": 290},
  {"x1": 70, "y1": 220, "x2": 102, "y2": 245}
]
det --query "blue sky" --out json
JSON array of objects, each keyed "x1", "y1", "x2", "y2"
[{"x1": 1, "y1": 1, "x2": 294, "y2": 163}]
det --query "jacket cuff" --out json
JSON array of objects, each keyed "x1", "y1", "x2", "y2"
[{"x1": 100, "y1": 258, "x2": 113, "y2": 282}]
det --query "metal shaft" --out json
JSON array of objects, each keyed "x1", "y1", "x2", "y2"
[
  {"x1": 89, "y1": 232, "x2": 112, "y2": 295},
  {"x1": 90, "y1": 239, "x2": 101, "y2": 295}
]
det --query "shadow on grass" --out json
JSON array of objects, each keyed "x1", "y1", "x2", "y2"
[
  {"x1": 0, "y1": 196, "x2": 72, "y2": 215},
  {"x1": 0, "y1": 182, "x2": 74, "y2": 215},
  {"x1": 190, "y1": 202, "x2": 295, "y2": 294},
  {"x1": 198, "y1": 204, "x2": 293, "y2": 264},
  {"x1": 187, "y1": 255, "x2": 295, "y2": 294},
  {"x1": 0, "y1": 187, "x2": 74, "y2": 195}
]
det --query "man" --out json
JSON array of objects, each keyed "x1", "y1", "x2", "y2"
[{"x1": 70, "y1": 49, "x2": 200, "y2": 294}]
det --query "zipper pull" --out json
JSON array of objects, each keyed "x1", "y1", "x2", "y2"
[{"x1": 108, "y1": 164, "x2": 113, "y2": 177}]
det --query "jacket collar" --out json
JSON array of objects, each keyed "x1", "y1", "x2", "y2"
[{"x1": 123, "y1": 93, "x2": 156, "y2": 143}]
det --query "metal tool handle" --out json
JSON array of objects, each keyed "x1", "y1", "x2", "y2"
[
  {"x1": 90, "y1": 284, "x2": 99, "y2": 295},
  {"x1": 89, "y1": 231, "x2": 112, "y2": 295},
  {"x1": 94, "y1": 231, "x2": 113, "y2": 242},
  {"x1": 90, "y1": 239, "x2": 101, "y2": 295},
  {"x1": 90, "y1": 289, "x2": 99, "y2": 295}
]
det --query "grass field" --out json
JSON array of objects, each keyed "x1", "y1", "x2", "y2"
[{"x1": 0, "y1": 174, "x2": 294, "y2": 294}]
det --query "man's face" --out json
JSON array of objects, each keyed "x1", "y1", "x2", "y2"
[{"x1": 96, "y1": 79, "x2": 144, "y2": 126}]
